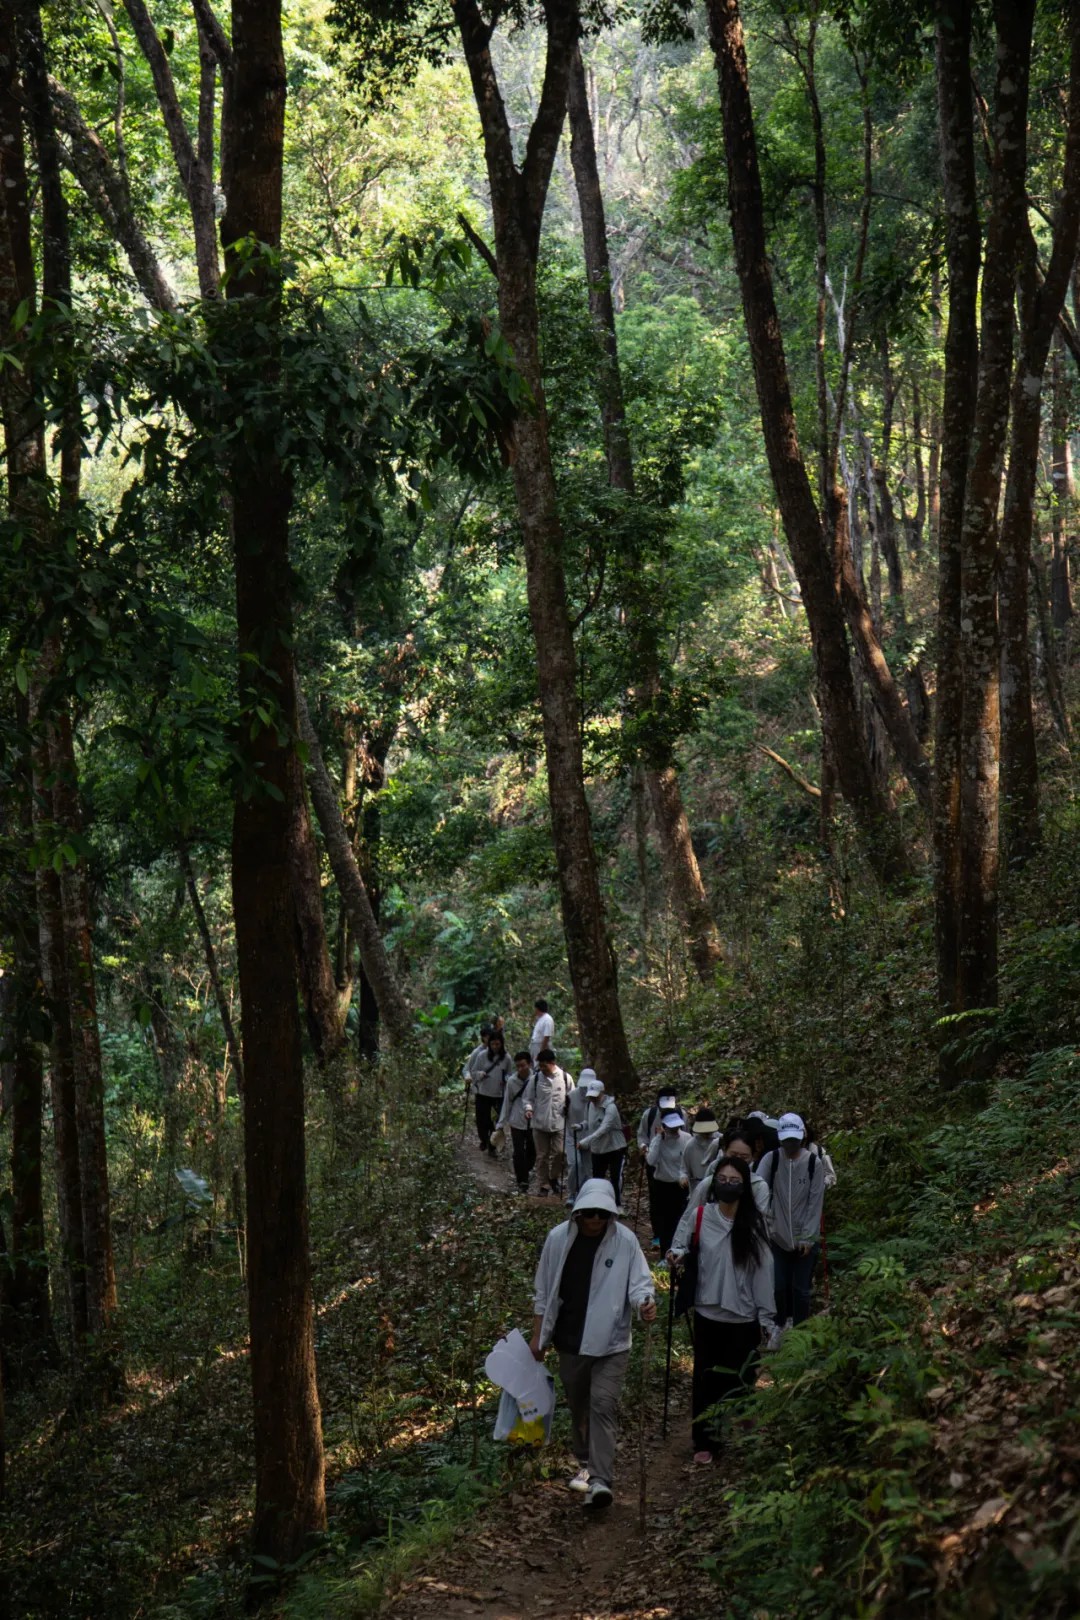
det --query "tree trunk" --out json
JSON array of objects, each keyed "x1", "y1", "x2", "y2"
[
  {"x1": 1031, "y1": 552, "x2": 1073, "y2": 743},
  {"x1": 567, "y1": 42, "x2": 723, "y2": 982},
  {"x1": 221, "y1": 0, "x2": 326, "y2": 1566},
  {"x1": 1050, "y1": 329, "x2": 1075, "y2": 629},
  {"x1": 910, "y1": 373, "x2": 927, "y2": 552},
  {"x1": 928, "y1": 269, "x2": 944, "y2": 549},
  {"x1": 999, "y1": 12, "x2": 1080, "y2": 866},
  {"x1": 705, "y1": 0, "x2": 912, "y2": 884},
  {"x1": 180, "y1": 847, "x2": 245, "y2": 1091},
  {"x1": 955, "y1": 0, "x2": 1036, "y2": 1015},
  {"x1": 934, "y1": 0, "x2": 981, "y2": 1039},
  {"x1": 456, "y1": 0, "x2": 638, "y2": 1080},
  {"x1": 287, "y1": 772, "x2": 347, "y2": 1065},
  {"x1": 296, "y1": 688, "x2": 413, "y2": 1046}
]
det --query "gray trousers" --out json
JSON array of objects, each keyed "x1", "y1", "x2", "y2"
[
  {"x1": 533, "y1": 1127, "x2": 565, "y2": 1188},
  {"x1": 557, "y1": 1348, "x2": 630, "y2": 1489}
]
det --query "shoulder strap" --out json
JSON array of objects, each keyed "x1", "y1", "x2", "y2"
[
  {"x1": 764, "y1": 1152, "x2": 777, "y2": 1188},
  {"x1": 808, "y1": 1153, "x2": 817, "y2": 1182},
  {"x1": 693, "y1": 1202, "x2": 705, "y2": 1249}
]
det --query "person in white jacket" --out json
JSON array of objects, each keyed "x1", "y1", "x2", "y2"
[
  {"x1": 637, "y1": 1091, "x2": 683, "y2": 1249},
  {"x1": 529, "y1": 998, "x2": 555, "y2": 1062},
  {"x1": 756, "y1": 1112, "x2": 825, "y2": 1327},
  {"x1": 497, "y1": 1050, "x2": 537, "y2": 1193},
  {"x1": 669, "y1": 1155, "x2": 774, "y2": 1463},
  {"x1": 685, "y1": 1125, "x2": 771, "y2": 1224},
  {"x1": 565, "y1": 1069, "x2": 595, "y2": 1203},
  {"x1": 529, "y1": 1177, "x2": 656, "y2": 1508},
  {"x1": 577, "y1": 1078, "x2": 626, "y2": 1204},
  {"x1": 680, "y1": 1108, "x2": 722, "y2": 1188},
  {"x1": 645, "y1": 1113, "x2": 692, "y2": 1255},
  {"x1": 523, "y1": 1049, "x2": 571, "y2": 1197}
]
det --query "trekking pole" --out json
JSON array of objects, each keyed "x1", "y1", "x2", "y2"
[
  {"x1": 662, "y1": 1270, "x2": 675, "y2": 1439},
  {"x1": 638, "y1": 1317, "x2": 653, "y2": 1534},
  {"x1": 460, "y1": 1082, "x2": 470, "y2": 1143},
  {"x1": 633, "y1": 1154, "x2": 645, "y2": 1234}
]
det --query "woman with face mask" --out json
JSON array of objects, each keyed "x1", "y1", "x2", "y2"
[{"x1": 667, "y1": 1155, "x2": 775, "y2": 1464}]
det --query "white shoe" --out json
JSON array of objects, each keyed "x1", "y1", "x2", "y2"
[
  {"x1": 567, "y1": 1466, "x2": 590, "y2": 1494},
  {"x1": 584, "y1": 1479, "x2": 613, "y2": 1509}
]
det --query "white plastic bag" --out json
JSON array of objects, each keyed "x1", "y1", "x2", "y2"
[{"x1": 493, "y1": 1381, "x2": 555, "y2": 1446}]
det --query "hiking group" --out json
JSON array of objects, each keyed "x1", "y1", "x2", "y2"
[{"x1": 463, "y1": 1007, "x2": 836, "y2": 1508}]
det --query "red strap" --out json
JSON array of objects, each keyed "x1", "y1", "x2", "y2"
[{"x1": 694, "y1": 1202, "x2": 705, "y2": 1247}]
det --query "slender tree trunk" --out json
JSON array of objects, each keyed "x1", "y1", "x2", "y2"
[
  {"x1": 287, "y1": 773, "x2": 346, "y2": 1065},
  {"x1": 296, "y1": 688, "x2": 412, "y2": 1046},
  {"x1": 1050, "y1": 329, "x2": 1075, "y2": 628},
  {"x1": 1031, "y1": 552, "x2": 1073, "y2": 743},
  {"x1": 355, "y1": 737, "x2": 389, "y2": 1061},
  {"x1": 928, "y1": 269, "x2": 944, "y2": 549},
  {"x1": 456, "y1": 0, "x2": 638, "y2": 1079},
  {"x1": 180, "y1": 847, "x2": 245, "y2": 1091},
  {"x1": 910, "y1": 374, "x2": 927, "y2": 552},
  {"x1": 955, "y1": 0, "x2": 1036, "y2": 1014},
  {"x1": 221, "y1": 0, "x2": 325, "y2": 1564},
  {"x1": 567, "y1": 43, "x2": 723, "y2": 982},
  {"x1": 999, "y1": 11, "x2": 1080, "y2": 865},
  {"x1": 705, "y1": 0, "x2": 911, "y2": 884},
  {"x1": 934, "y1": 0, "x2": 981, "y2": 1042}
]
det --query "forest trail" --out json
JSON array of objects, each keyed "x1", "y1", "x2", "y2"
[{"x1": 389, "y1": 1140, "x2": 713, "y2": 1620}]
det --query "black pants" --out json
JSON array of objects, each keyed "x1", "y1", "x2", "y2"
[
  {"x1": 644, "y1": 1161, "x2": 658, "y2": 1238},
  {"x1": 691, "y1": 1315, "x2": 761, "y2": 1454},
  {"x1": 772, "y1": 1242, "x2": 819, "y2": 1325},
  {"x1": 475, "y1": 1093, "x2": 499, "y2": 1150},
  {"x1": 652, "y1": 1178, "x2": 688, "y2": 1256},
  {"x1": 590, "y1": 1147, "x2": 626, "y2": 1203},
  {"x1": 511, "y1": 1125, "x2": 536, "y2": 1188}
]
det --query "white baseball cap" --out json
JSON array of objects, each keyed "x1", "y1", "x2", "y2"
[
  {"x1": 585, "y1": 1079, "x2": 604, "y2": 1097},
  {"x1": 659, "y1": 1094, "x2": 677, "y2": 1109},
  {"x1": 578, "y1": 1067, "x2": 598, "y2": 1089},
  {"x1": 661, "y1": 1111, "x2": 683, "y2": 1129},
  {"x1": 777, "y1": 1112, "x2": 805, "y2": 1142}
]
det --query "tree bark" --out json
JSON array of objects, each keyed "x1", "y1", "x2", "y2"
[
  {"x1": 295, "y1": 687, "x2": 413, "y2": 1046},
  {"x1": 221, "y1": 0, "x2": 326, "y2": 1566},
  {"x1": 705, "y1": 0, "x2": 912, "y2": 883},
  {"x1": 999, "y1": 11, "x2": 1080, "y2": 866},
  {"x1": 455, "y1": 0, "x2": 639, "y2": 1079},
  {"x1": 1050, "y1": 329, "x2": 1075, "y2": 628},
  {"x1": 955, "y1": 0, "x2": 1036, "y2": 1014},
  {"x1": 179, "y1": 846, "x2": 245, "y2": 1091},
  {"x1": 934, "y1": 0, "x2": 981, "y2": 1038},
  {"x1": 567, "y1": 42, "x2": 723, "y2": 982},
  {"x1": 287, "y1": 772, "x2": 347, "y2": 1065}
]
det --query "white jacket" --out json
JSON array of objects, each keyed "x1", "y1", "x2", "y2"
[
  {"x1": 687, "y1": 1169, "x2": 770, "y2": 1224},
  {"x1": 758, "y1": 1147, "x2": 825, "y2": 1249},
  {"x1": 497, "y1": 1069, "x2": 533, "y2": 1132},
  {"x1": 533, "y1": 1218, "x2": 655, "y2": 1356},
  {"x1": 579, "y1": 1097, "x2": 625, "y2": 1155},
  {"x1": 681, "y1": 1134, "x2": 721, "y2": 1185},
  {"x1": 646, "y1": 1129, "x2": 692, "y2": 1183},
  {"x1": 529, "y1": 1011, "x2": 555, "y2": 1060},
  {"x1": 523, "y1": 1065, "x2": 571, "y2": 1133},
  {"x1": 670, "y1": 1203, "x2": 775, "y2": 1333}
]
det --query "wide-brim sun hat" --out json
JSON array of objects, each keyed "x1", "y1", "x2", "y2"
[
  {"x1": 572, "y1": 1177, "x2": 619, "y2": 1216},
  {"x1": 692, "y1": 1120, "x2": 720, "y2": 1135}
]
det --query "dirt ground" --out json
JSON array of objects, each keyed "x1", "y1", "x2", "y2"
[{"x1": 386, "y1": 1140, "x2": 717, "y2": 1620}]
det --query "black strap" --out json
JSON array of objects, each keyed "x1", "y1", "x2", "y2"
[{"x1": 764, "y1": 1150, "x2": 815, "y2": 1187}]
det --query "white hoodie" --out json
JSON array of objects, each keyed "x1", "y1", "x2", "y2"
[{"x1": 533, "y1": 1182, "x2": 655, "y2": 1356}]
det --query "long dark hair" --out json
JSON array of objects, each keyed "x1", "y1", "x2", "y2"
[{"x1": 707, "y1": 1154, "x2": 767, "y2": 1269}]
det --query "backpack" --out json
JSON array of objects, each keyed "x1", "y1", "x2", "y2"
[{"x1": 674, "y1": 1203, "x2": 706, "y2": 1319}]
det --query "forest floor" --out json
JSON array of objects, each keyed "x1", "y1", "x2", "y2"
[{"x1": 386, "y1": 1137, "x2": 720, "y2": 1620}]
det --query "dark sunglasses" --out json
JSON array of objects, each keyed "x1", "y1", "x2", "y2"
[{"x1": 579, "y1": 1209, "x2": 613, "y2": 1221}]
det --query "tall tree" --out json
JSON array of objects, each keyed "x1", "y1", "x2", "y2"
[
  {"x1": 220, "y1": 0, "x2": 326, "y2": 1565},
  {"x1": 567, "y1": 43, "x2": 724, "y2": 982},
  {"x1": 704, "y1": 0, "x2": 911, "y2": 885}
]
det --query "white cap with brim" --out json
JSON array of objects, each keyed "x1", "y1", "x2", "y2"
[
  {"x1": 661, "y1": 1112, "x2": 684, "y2": 1129},
  {"x1": 572, "y1": 1178, "x2": 619, "y2": 1216},
  {"x1": 659, "y1": 1095, "x2": 677, "y2": 1109},
  {"x1": 692, "y1": 1120, "x2": 720, "y2": 1136},
  {"x1": 777, "y1": 1112, "x2": 806, "y2": 1141},
  {"x1": 585, "y1": 1080, "x2": 604, "y2": 1097},
  {"x1": 578, "y1": 1067, "x2": 598, "y2": 1089}
]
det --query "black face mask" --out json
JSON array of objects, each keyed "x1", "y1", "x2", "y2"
[{"x1": 714, "y1": 1181, "x2": 744, "y2": 1200}]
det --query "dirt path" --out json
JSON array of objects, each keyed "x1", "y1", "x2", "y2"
[{"x1": 389, "y1": 1142, "x2": 712, "y2": 1620}]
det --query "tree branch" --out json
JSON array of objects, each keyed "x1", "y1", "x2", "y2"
[{"x1": 756, "y1": 744, "x2": 822, "y2": 799}]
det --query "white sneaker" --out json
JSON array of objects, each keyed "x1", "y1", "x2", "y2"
[
  {"x1": 567, "y1": 1466, "x2": 590, "y2": 1494},
  {"x1": 584, "y1": 1480, "x2": 613, "y2": 1509}
]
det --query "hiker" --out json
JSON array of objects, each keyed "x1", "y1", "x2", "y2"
[
  {"x1": 524, "y1": 1048, "x2": 571, "y2": 1197},
  {"x1": 745, "y1": 1110, "x2": 780, "y2": 1166},
  {"x1": 565, "y1": 1068, "x2": 595, "y2": 1203},
  {"x1": 529, "y1": 998, "x2": 555, "y2": 1063},
  {"x1": 530, "y1": 1177, "x2": 657, "y2": 1508},
  {"x1": 757, "y1": 1112, "x2": 825, "y2": 1328},
  {"x1": 645, "y1": 1110, "x2": 692, "y2": 1256},
  {"x1": 680, "y1": 1107, "x2": 722, "y2": 1188},
  {"x1": 637, "y1": 1090, "x2": 682, "y2": 1250},
  {"x1": 684, "y1": 1123, "x2": 771, "y2": 1223},
  {"x1": 668, "y1": 1155, "x2": 774, "y2": 1464},
  {"x1": 467, "y1": 1031, "x2": 513, "y2": 1155},
  {"x1": 461, "y1": 1022, "x2": 493, "y2": 1081},
  {"x1": 498, "y1": 1050, "x2": 537, "y2": 1193},
  {"x1": 577, "y1": 1076, "x2": 627, "y2": 1205}
]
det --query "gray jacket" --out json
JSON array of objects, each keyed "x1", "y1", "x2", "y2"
[
  {"x1": 758, "y1": 1148, "x2": 825, "y2": 1249},
  {"x1": 670, "y1": 1203, "x2": 775, "y2": 1333},
  {"x1": 468, "y1": 1048, "x2": 512, "y2": 1100},
  {"x1": 566, "y1": 1082, "x2": 592, "y2": 1134},
  {"x1": 523, "y1": 1065, "x2": 571, "y2": 1134},
  {"x1": 681, "y1": 1134, "x2": 721, "y2": 1186},
  {"x1": 579, "y1": 1097, "x2": 625, "y2": 1155},
  {"x1": 497, "y1": 1069, "x2": 533, "y2": 1132},
  {"x1": 646, "y1": 1129, "x2": 692, "y2": 1183},
  {"x1": 533, "y1": 1217, "x2": 654, "y2": 1356}
]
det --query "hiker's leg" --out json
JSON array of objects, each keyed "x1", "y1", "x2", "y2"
[
  {"x1": 549, "y1": 1129, "x2": 566, "y2": 1190},
  {"x1": 611, "y1": 1148, "x2": 626, "y2": 1203},
  {"x1": 692, "y1": 1313, "x2": 726, "y2": 1453},
  {"x1": 772, "y1": 1243, "x2": 793, "y2": 1324},
  {"x1": 655, "y1": 1181, "x2": 688, "y2": 1255},
  {"x1": 585, "y1": 1350, "x2": 629, "y2": 1487},
  {"x1": 645, "y1": 1163, "x2": 659, "y2": 1239},
  {"x1": 478, "y1": 1095, "x2": 497, "y2": 1150},
  {"x1": 533, "y1": 1129, "x2": 553, "y2": 1188},
  {"x1": 791, "y1": 1243, "x2": 818, "y2": 1324},
  {"x1": 474, "y1": 1092, "x2": 486, "y2": 1148},
  {"x1": 526, "y1": 1128, "x2": 537, "y2": 1175},
  {"x1": 511, "y1": 1127, "x2": 530, "y2": 1188},
  {"x1": 557, "y1": 1351, "x2": 592, "y2": 1468}
]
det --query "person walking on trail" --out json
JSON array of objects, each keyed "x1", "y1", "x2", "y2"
[
  {"x1": 530, "y1": 1177, "x2": 657, "y2": 1509},
  {"x1": 462, "y1": 1023, "x2": 493, "y2": 1081},
  {"x1": 529, "y1": 998, "x2": 555, "y2": 1063},
  {"x1": 685, "y1": 1125, "x2": 771, "y2": 1223},
  {"x1": 745, "y1": 1110, "x2": 780, "y2": 1166},
  {"x1": 498, "y1": 1050, "x2": 537, "y2": 1193},
  {"x1": 646, "y1": 1111, "x2": 692, "y2": 1257},
  {"x1": 637, "y1": 1090, "x2": 682, "y2": 1249},
  {"x1": 565, "y1": 1068, "x2": 595, "y2": 1203},
  {"x1": 680, "y1": 1107, "x2": 722, "y2": 1189},
  {"x1": 467, "y1": 1031, "x2": 512, "y2": 1155},
  {"x1": 668, "y1": 1155, "x2": 774, "y2": 1464},
  {"x1": 577, "y1": 1077, "x2": 627, "y2": 1206},
  {"x1": 757, "y1": 1112, "x2": 825, "y2": 1329},
  {"x1": 524, "y1": 1048, "x2": 571, "y2": 1197}
]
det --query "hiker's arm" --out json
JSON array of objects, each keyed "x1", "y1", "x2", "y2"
[
  {"x1": 628, "y1": 1244, "x2": 657, "y2": 1317},
  {"x1": 669, "y1": 1201, "x2": 695, "y2": 1258},
  {"x1": 529, "y1": 1313, "x2": 546, "y2": 1360},
  {"x1": 645, "y1": 1134, "x2": 662, "y2": 1168}
]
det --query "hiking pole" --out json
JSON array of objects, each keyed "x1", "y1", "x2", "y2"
[
  {"x1": 662, "y1": 1270, "x2": 675, "y2": 1439},
  {"x1": 638, "y1": 1316, "x2": 653, "y2": 1535},
  {"x1": 460, "y1": 1082, "x2": 470, "y2": 1142},
  {"x1": 633, "y1": 1153, "x2": 645, "y2": 1234}
]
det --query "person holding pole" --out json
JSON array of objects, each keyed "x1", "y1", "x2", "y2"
[
  {"x1": 577, "y1": 1076, "x2": 627, "y2": 1206},
  {"x1": 523, "y1": 1048, "x2": 571, "y2": 1197},
  {"x1": 467, "y1": 1031, "x2": 512, "y2": 1155},
  {"x1": 565, "y1": 1068, "x2": 595, "y2": 1203},
  {"x1": 646, "y1": 1111, "x2": 692, "y2": 1256},
  {"x1": 529, "y1": 1178, "x2": 656, "y2": 1508},
  {"x1": 497, "y1": 1050, "x2": 537, "y2": 1193}
]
